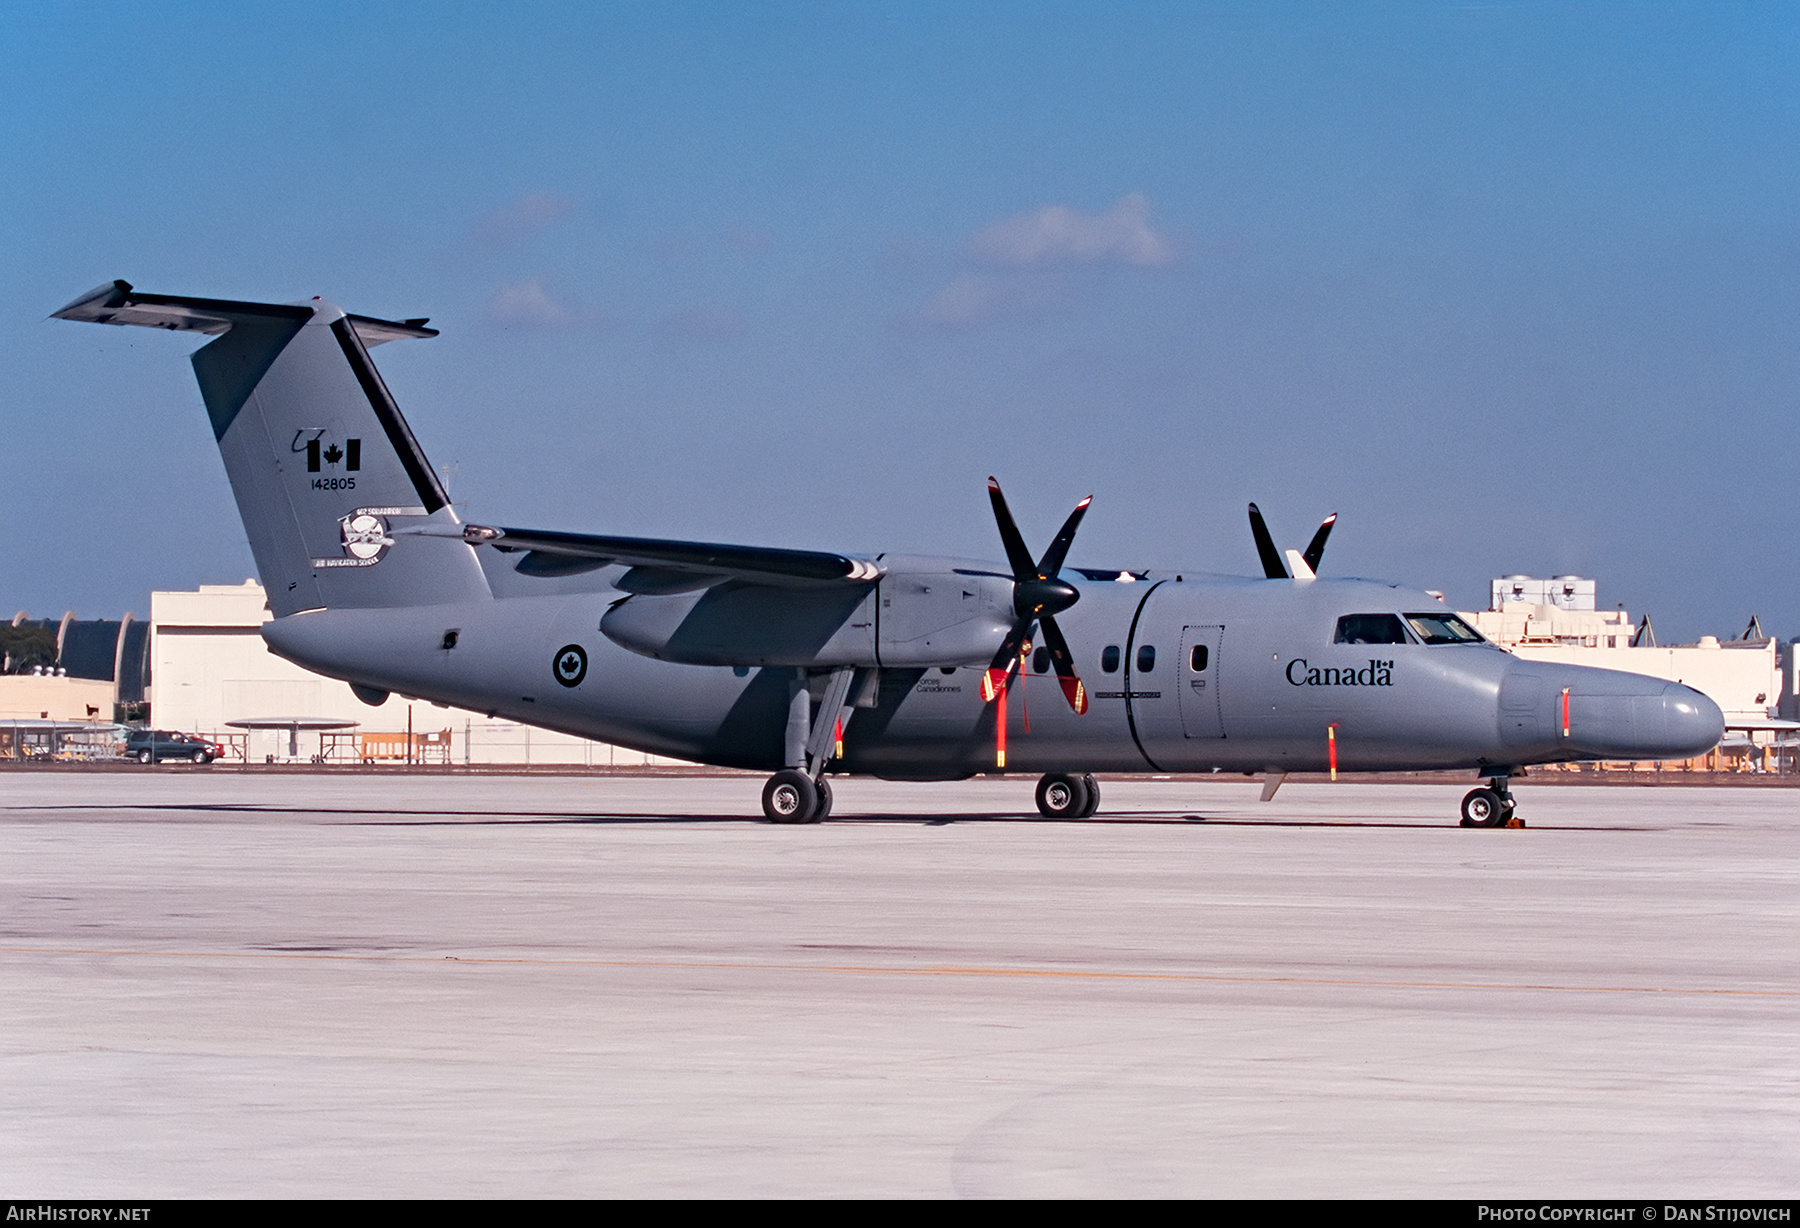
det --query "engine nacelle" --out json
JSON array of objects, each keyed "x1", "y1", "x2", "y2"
[{"x1": 599, "y1": 559, "x2": 1016, "y2": 669}]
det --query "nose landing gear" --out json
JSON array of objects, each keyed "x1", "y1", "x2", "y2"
[
  {"x1": 1461, "y1": 774, "x2": 1524, "y2": 828},
  {"x1": 1036, "y1": 773, "x2": 1101, "y2": 819}
]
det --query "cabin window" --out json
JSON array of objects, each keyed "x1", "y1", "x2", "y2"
[
  {"x1": 1189, "y1": 644, "x2": 1209, "y2": 671},
  {"x1": 1033, "y1": 647, "x2": 1050, "y2": 674},
  {"x1": 1403, "y1": 613, "x2": 1485, "y2": 645},
  {"x1": 1137, "y1": 644, "x2": 1156, "y2": 672},
  {"x1": 1333, "y1": 614, "x2": 1408, "y2": 645},
  {"x1": 1101, "y1": 645, "x2": 1120, "y2": 673}
]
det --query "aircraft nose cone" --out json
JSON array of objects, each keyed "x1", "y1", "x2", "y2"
[
  {"x1": 1558, "y1": 673, "x2": 1724, "y2": 761},
  {"x1": 1655, "y1": 682, "x2": 1726, "y2": 758}
]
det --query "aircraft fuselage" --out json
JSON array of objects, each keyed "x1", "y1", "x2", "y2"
[{"x1": 262, "y1": 565, "x2": 1721, "y2": 780}]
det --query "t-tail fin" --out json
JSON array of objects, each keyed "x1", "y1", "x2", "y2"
[{"x1": 53, "y1": 281, "x2": 491, "y2": 617}]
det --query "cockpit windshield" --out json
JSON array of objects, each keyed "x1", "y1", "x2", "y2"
[
  {"x1": 1333, "y1": 614, "x2": 1408, "y2": 645},
  {"x1": 1403, "y1": 613, "x2": 1485, "y2": 645}
]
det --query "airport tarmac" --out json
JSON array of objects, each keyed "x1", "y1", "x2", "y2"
[{"x1": 1, "y1": 772, "x2": 1795, "y2": 1198}]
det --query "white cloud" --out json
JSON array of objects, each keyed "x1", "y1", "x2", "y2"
[
  {"x1": 474, "y1": 192, "x2": 576, "y2": 248},
  {"x1": 487, "y1": 278, "x2": 575, "y2": 326},
  {"x1": 906, "y1": 194, "x2": 1178, "y2": 329},
  {"x1": 915, "y1": 272, "x2": 1063, "y2": 327},
  {"x1": 967, "y1": 193, "x2": 1176, "y2": 268}
]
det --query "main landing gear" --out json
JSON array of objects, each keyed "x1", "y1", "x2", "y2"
[
  {"x1": 1035, "y1": 772, "x2": 1101, "y2": 819},
  {"x1": 1461, "y1": 774, "x2": 1524, "y2": 828},
  {"x1": 762, "y1": 667, "x2": 860, "y2": 824},
  {"x1": 763, "y1": 769, "x2": 833, "y2": 824}
]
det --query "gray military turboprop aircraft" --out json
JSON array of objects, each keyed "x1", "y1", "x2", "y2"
[{"x1": 55, "y1": 281, "x2": 1724, "y2": 825}]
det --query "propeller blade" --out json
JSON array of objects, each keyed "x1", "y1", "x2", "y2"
[
  {"x1": 982, "y1": 619, "x2": 1031, "y2": 701},
  {"x1": 1247, "y1": 502, "x2": 1289, "y2": 580},
  {"x1": 1301, "y1": 512, "x2": 1337, "y2": 574},
  {"x1": 1033, "y1": 495, "x2": 1093, "y2": 580},
  {"x1": 1037, "y1": 615, "x2": 1088, "y2": 715},
  {"x1": 986, "y1": 477, "x2": 1037, "y2": 580}
]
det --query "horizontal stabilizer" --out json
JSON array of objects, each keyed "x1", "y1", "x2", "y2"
[
  {"x1": 438, "y1": 524, "x2": 884, "y2": 588},
  {"x1": 51, "y1": 280, "x2": 436, "y2": 347}
]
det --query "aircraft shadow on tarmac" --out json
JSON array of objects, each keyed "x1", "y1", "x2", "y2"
[{"x1": 7, "y1": 802, "x2": 1640, "y2": 830}]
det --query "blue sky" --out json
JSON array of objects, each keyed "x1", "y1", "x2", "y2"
[{"x1": 5, "y1": 2, "x2": 1796, "y2": 641}]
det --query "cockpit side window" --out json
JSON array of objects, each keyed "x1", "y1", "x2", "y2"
[
  {"x1": 1334, "y1": 614, "x2": 1408, "y2": 645},
  {"x1": 1403, "y1": 613, "x2": 1486, "y2": 645}
]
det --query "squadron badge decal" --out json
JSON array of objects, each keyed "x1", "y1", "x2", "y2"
[
  {"x1": 309, "y1": 512, "x2": 393, "y2": 568},
  {"x1": 309, "y1": 506, "x2": 429, "y2": 570}
]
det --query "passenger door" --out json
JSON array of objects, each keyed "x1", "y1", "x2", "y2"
[{"x1": 1179, "y1": 624, "x2": 1225, "y2": 739}]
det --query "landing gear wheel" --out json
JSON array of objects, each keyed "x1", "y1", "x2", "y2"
[
  {"x1": 810, "y1": 777, "x2": 833, "y2": 824},
  {"x1": 762, "y1": 770, "x2": 818, "y2": 824},
  {"x1": 1036, "y1": 773, "x2": 1090, "y2": 819},
  {"x1": 1460, "y1": 787, "x2": 1504, "y2": 827},
  {"x1": 1078, "y1": 774, "x2": 1101, "y2": 818}
]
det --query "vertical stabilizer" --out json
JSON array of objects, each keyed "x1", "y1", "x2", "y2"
[{"x1": 54, "y1": 282, "x2": 491, "y2": 617}]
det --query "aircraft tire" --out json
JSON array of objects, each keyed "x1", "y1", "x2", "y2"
[
  {"x1": 763, "y1": 770, "x2": 818, "y2": 824},
  {"x1": 1036, "y1": 773, "x2": 1089, "y2": 819},
  {"x1": 1078, "y1": 774, "x2": 1101, "y2": 818},
  {"x1": 811, "y1": 777, "x2": 833, "y2": 823},
  {"x1": 1460, "y1": 787, "x2": 1504, "y2": 828}
]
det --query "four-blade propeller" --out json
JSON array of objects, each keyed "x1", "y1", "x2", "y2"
[
  {"x1": 978, "y1": 477, "x2": 1098, "y2": 770},
  {"x1": 1248, "y1": 503, "x2": 1337, "y2": 580},
  {"x1": 981, "y1": 477, "x2": 1092, "y2": 720}
]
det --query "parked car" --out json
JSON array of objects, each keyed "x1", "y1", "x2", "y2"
[{"x1": 124, "y1": 730, "x2": 222, "y2": 765}]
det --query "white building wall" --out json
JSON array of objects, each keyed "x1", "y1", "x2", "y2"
[
  {"x1": 1490, "y1": 575, "x2": 1597, "y2": 611},
  {"x1": 1497, "y1": 640, "x2": 1779, "y2": 724},
  {"x1": 1466, "y1": 577, "x2": 1781, "y2": 724},
  {"x1": 1472, "y1": 602, "x2": 1637, "y2": 649},
  {"x1": 0, "y1": 675, "x2": 117, "y2": 721},
  {"x1": 150, "y1": 581, "x2": 686, "y2": 766}
]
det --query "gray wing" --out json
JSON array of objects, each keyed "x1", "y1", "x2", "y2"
[{"x1": 452, "y1": 524, "x2": 883, "y2": 593}]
